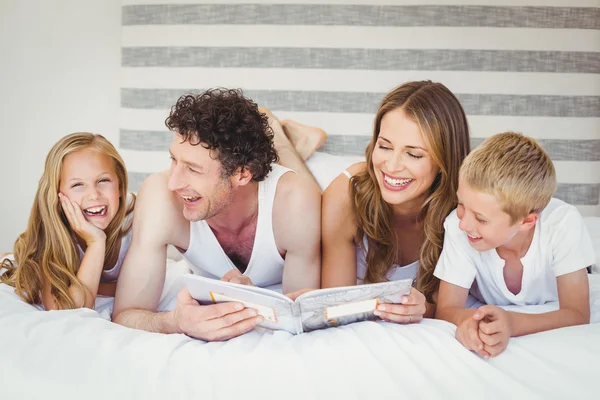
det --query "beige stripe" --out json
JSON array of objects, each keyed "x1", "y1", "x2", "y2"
[
  {"x1": 122, "y1": 26, "x2": 600, "y2": 52},
  {"x1": 121, "y1": 68, "x2": 600, "y2": 96},
  {"x1": 575, "y1": 205, "x2": 600, "y2": 217}
]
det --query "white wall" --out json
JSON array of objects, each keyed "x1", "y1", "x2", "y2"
[{"x1": 0, "y1": 0, "x2": 122, "y2": 251}]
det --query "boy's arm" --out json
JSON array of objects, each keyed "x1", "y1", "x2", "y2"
[
  {"x1": 436, "y1": 280, "x2": 489, "y2": 357},
  {"x1": 500, "y1": 269, "x2": 590, "y2": 337}
]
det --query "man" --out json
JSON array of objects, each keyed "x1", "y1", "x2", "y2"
[{"x1": 113, "y1": 89, "x2": 321, "y2": 341}]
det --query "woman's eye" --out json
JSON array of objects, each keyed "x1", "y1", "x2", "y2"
[
  {"x1": 378, "y1": 145, "x2": 391, "y2": 151},
  {"x1": 407, "y1": 152, "x2": 423, "y2": 159}
]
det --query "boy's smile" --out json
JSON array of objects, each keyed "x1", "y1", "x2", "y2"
[{"x1": 456, "y1": 178, "x2": 525, "y2": 252}]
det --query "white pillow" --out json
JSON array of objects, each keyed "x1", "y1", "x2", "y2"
[{"x1": 305, "y1": 151, "x2": 364, "y2": 191}]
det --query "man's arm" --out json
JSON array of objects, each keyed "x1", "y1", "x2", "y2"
[
  {"x1": 273, "y1": 172, "x2": 321, "y2": 294},
  {"x1": 113, "y1": 172, "x2": 262, "y2": 340},
  {"x1": 112, "y1": 171, "x2": 184, "y2": 332}
]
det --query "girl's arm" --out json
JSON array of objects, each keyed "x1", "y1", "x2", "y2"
[{"x1": 41, "y1": 194, "x2": 108, "y2": 310}]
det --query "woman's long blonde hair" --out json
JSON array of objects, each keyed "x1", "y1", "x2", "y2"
[
  {"x1": 351, "y1": 81, "x2": 471, "y2": 302},
  {"x1": 0, "y1": 133, "x2": 133, "y2": 309}
]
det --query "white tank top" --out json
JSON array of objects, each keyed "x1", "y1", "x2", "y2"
[
  {"x1": 183, "y1": 164, "x2": 293, "y2": 287},
  {"x1": 342, "y1": 170, "x2": 419, "y2": 285}
]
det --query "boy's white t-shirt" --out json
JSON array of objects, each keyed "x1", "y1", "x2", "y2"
[{"x1": 434, "y1": 198, "x2": 596, "y2": 306}]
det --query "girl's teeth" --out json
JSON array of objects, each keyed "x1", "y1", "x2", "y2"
[{"x1": 84, "y1": 206, "x2": 106, "y2": 216}]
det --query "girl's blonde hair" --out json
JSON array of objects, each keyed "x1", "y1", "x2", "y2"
[
  {"x1": 1, "y1": 133, "x2": 133, "y2": 309},
  {"x1": 351, "y1": 81, "x2": 471, "y2": 302}
]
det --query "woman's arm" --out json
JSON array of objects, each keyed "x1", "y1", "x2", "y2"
[{"x1": 321, "y1": 164, "x2": 364, "y2": 288}]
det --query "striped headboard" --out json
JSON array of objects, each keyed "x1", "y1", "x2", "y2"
[{"x1": 119, "y1": 0, "x2": 600, "y2": 216}]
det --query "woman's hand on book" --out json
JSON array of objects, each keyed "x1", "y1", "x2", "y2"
[
  {"x1": 373, "y1": 288, "x2": 426, "y2": 324},
  {"x1": 221, "y1": 269, "x2": 254, "y2": 286}
]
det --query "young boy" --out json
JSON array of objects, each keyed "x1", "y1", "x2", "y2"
[{"x1": 434, "y1": 132, "x2": 594, "y2": 358}]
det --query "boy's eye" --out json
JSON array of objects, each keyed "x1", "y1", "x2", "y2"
[{"x1": 476, "y1": 218, "x2": 488, "y2": 224}]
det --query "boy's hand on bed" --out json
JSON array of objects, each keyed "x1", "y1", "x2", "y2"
[
  {"x1": 456, "y1": 317, "x2": 490, "y2": 359},
  {"x1": 473, "y1": 305, "x2": 511, "y2": 358},
  {"x1": 172, "y1": 287, "x2": 263, "y2": 341},
  {"x1": 59, "y1": 193, "x2": 106, "y2": 245},
  {"x1": 373, "y1": 288, "x2": 426, "y2": 324},
  {"x1": 221, "y1": 270, "x2": 254, "y2": 286}
]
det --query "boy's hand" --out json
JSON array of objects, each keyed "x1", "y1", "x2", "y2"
[
  {"x1": 473, "y1": 305, "x2": 511, "y2": 357},
  {"x1": 456, "y1": 317, "x2": 490, "y2": 358}
]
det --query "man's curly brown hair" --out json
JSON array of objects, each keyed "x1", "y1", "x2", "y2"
[{"x1": 165, "y1": 88, "x2": 279, "y2": 182}]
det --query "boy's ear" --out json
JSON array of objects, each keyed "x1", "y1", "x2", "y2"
[
  {"x1": 232, "y1": 167, "x2": 253, "y2": 187},
  {"x1": 519, "y1": 213, "x2": 539, "y2": 230}
]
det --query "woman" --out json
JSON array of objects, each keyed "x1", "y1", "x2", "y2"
[{"x1": 267, "y1": 80, "x2": 471, "y2": 323}]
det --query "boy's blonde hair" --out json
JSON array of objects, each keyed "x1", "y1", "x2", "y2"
[{"x1": 460, "y1": 132, "x2": 556, "y2": 223}]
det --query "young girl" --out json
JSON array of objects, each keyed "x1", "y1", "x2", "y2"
[{"x1": 1, "y1": 132, "x2": 134, "y2": 310}]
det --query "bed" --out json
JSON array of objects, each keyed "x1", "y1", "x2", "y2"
[{"x1": 1, "y1": 207, "x2": 599, "y2": 400}]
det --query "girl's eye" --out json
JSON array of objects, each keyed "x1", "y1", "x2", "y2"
[
  {"x1": 99, "y1": 178, "x2": 110, "y2": 183},
  {"x1": 407, "y1": 152, "x2": 423, "y2": 159},
  {"x1": 71, "y1": 183, "x2": 82, "y2": 189}
]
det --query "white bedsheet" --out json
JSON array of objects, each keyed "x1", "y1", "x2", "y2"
[{"x1": 0, "y1": 260, "x2": 599, "y2": 400}]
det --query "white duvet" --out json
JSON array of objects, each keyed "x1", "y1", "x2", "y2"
[{"x1": 0, "y1": 258, "x2": 599, "y2": 400}]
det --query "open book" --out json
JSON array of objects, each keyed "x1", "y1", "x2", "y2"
[{"x1": 184, "y1": 274, "x2": 413, "y2": 335}]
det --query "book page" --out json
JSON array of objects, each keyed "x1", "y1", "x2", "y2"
[
  {"x1": 297, "y1": 279, "x2": 413, "y2": 332},
  {"x1": 183, "y1": 274, "x2": 299, "y2": 334}
]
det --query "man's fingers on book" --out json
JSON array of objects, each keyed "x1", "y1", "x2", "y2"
[
  {"x1": 208, "y1": 302, "x2": 247, "y2": 318},
  {"x1": 209, "y1": 308, "x2": 259, "y2": 330},
  {"x1": 210, "y1": 315, "x2": 263, "y2": 341}
]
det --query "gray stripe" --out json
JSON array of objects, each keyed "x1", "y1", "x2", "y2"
[
  {"x1": 121, "y1": 130, "x2": 600, "y2": 162},
  {"x1": 129, "y1": 172, "x2": 150, "y2": 193},
  {"x1": 121, "y1": 47, "x2": 600, "y2": 74},
  {"x1": 122, "y1": 5, "x2": 599, "y2": 29},
  {"x1": 471, "y1": 138, "x2": 600, "y2": 161},
  {"x1": 121, "y1": 88, "x2": 600, "y2": 117},
  {"x1": 127, "y1": 171, "x2": 599, "y2": 205},
  {"x1": 556, "y1": 184, "x2": 600, "y2": 205}
]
